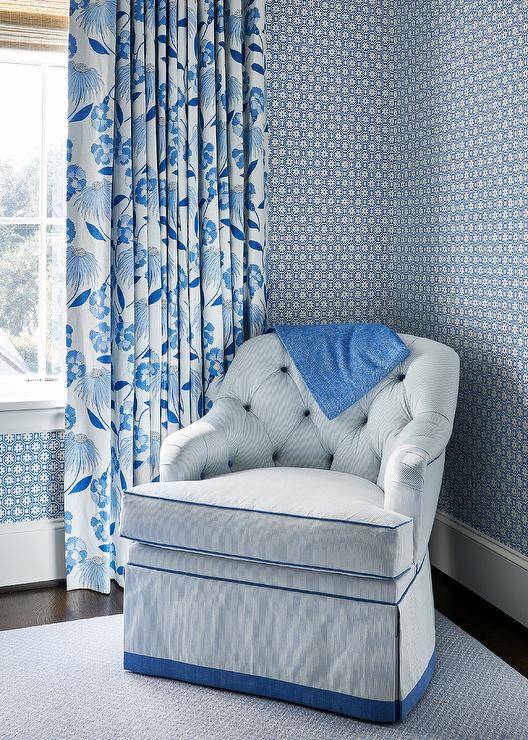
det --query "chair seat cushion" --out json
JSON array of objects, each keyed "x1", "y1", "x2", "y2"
[{"x1": 121, "y1": 467, "x2": 413, "y2": 579}]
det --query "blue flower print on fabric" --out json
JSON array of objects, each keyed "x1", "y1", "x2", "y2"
[{"x1": 66, "y1": 0, "x2": 267, "y2": 593}]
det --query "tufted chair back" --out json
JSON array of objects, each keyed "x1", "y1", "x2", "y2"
[{"x1": 161, "y1": 332, "x2": 460, "y2": 490}]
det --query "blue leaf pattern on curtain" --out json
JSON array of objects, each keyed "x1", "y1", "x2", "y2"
[{"x1": 65, "y1": 0, "x2": 267, "y2": 592}]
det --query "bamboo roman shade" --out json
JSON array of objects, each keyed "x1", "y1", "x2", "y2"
[{"x1": 0, "y1": 0, "x2": 68, "y2": 51}]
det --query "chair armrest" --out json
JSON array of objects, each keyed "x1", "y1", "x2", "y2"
[
  {"x1": 160, "y1": 398, "x2": 240, "y2": 482},
  {"x1": 382, "y1": 412, "x2": 452, "y2": 562}
]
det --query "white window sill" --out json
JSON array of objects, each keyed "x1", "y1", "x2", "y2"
[
  {"x1": 0, "y1": 397, "x2": 65, "y2": 412},
  {"x1": 0, "y1": 382, "x2": 65, "y2": 431},
  {"x1": 0, "y1": 379, "x2": 65, "y2": 413}
]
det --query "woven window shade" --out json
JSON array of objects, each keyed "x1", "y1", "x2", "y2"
[{"x1": 0, "y1": 0, "x2": 68, "y2": 51}]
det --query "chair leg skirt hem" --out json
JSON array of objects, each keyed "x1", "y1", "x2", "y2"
[{"x1": 123, "y1": 649, "x2": 436, "y2": 723}]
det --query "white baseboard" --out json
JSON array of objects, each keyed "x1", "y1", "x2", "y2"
[
  {"x1": 0, "y1": 518, "x2": 65, "y2": 588},
  {"x1": 430, "y1": 511, "x2": 528, "y2": 628}
]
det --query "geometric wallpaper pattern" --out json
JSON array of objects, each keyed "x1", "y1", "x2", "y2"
[
  {"x1": 267, "y1": 0, "x2": 528, "y2": 556},
  {"x1": 394, "y1": 0, "x2": 528, "y2": 557},
  {"x1": 0, "y1": 432, "x2": 64, "y2": 524},
  {"x1": 266, "y1": 0, "x2": 397, "y2": 326}
]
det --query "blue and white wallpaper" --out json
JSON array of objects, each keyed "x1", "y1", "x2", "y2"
[
  {"x1": 266, "y1": 0, "x2": 397, "y2": 325},
  {"x1": 393, "y1": 0, "x2": 527, "y2": 557},
  {"x1": 0, "y1": 432, "x2": 64, "y2": 524},
  {"x1": 267, "y1": 0, "x2": 528, "y2": 556}
]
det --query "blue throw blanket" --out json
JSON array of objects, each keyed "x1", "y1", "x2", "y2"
[{"x1": 275, "y1": 323, "x2": 409, "y2": 419}]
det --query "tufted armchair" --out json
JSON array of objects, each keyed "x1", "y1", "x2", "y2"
[{"x1": 121, "y1": 332, "x2": 460, "y2": 723}]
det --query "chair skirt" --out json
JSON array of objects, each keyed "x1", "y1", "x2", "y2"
[{"x1": 123, "y1": 544, "x2": 435, "y2": 723}]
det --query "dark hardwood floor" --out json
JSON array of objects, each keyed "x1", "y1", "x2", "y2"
[
  {"x1": 431, "y1": 567, "x2": 528, "y2": 678},
  {"x1": 0, "y1": 579, "x2": 123, "y2": 631},
  {"x1": 1, "y1": 568, "x2": 527, "y2": 680}
]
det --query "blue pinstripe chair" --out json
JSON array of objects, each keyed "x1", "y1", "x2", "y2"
[{"x1": 120, "y1": 332, "x2": 459, "y2": 722}]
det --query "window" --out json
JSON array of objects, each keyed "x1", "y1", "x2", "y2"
[{"x1": 0, "y1": 1, "x2": 67, "y2": 403}]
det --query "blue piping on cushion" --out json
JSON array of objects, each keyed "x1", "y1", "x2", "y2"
[
  {"x1": 123, "y1": 649, "x2": 435, "y2": 723},
  {"x1": 125, "y1": 554, "x2": 426, "y2": 606},
  {"x1": 123, "y1": 489, "x2": 412, "y2": 529},
  {"x1": 396, "y1": 554, "x2": 427, "y2": 603},
  {"x1": 121, "y1": 534, "x2": 413, "y2": 581}
]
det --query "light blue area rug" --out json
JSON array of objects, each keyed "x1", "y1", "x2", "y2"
[{"x1": 1, "y1": 612, "x2": 527, "y2": 739}]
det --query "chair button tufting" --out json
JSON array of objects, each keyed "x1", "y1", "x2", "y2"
[
  {"x1": 244, "y1": 404, "x2": 251, "y2": 411},
  {"x1": 398, "y1": 374, "x2": 406, "y2": 382},
  {"x1": 280, "y1": 366, "x2": 288, "y2": 373},
  {"x1": 304, "y1": 409, "x2": 310, "y2": 417}
]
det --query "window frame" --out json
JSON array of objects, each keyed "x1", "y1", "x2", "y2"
[{"x1": 0, "y1": 45, "x2": 66, "y2": 407}]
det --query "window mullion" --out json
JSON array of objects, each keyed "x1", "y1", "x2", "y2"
[{"x1": 37, "y1": 60, "x2": 48, "y2": 378}]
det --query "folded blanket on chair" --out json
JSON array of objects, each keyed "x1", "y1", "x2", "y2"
[{"x1": 274, "y1": 323, "x2": 409, "y2": 419}]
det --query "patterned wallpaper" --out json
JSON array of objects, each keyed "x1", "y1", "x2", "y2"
[
  {"x1": 0, "y1": 432, "x2": 64, "y2": 524},
  {"x1": 267, "y1": 0, "x2": 528, "y2": 556},
  {"x1": 266, "y1": 0, "x2": 397, "y2": 325},
  {"x1": 393, "y1": 0, "x2": 527, "y2": 556}
]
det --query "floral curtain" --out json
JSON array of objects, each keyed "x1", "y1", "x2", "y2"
[{"x1": 65, "y1": 0, "x2": 267, "y2": 592}]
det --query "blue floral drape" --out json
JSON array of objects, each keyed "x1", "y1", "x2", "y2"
[{"x1": 65, "y1": 0, "x2": 267, "y2": 592}]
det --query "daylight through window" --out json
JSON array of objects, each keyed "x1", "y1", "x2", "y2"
[{"x1": 0, "y1": 0, "x2": 67, "y2": 394}]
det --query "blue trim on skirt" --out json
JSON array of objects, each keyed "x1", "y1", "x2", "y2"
[{"x1": 123, "y1": 650, "x2": 435, "y2": 723}]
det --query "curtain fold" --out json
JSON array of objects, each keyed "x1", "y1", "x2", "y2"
[{"x1": 65, "y1": 0, "x2": 267, "y2": 592}]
